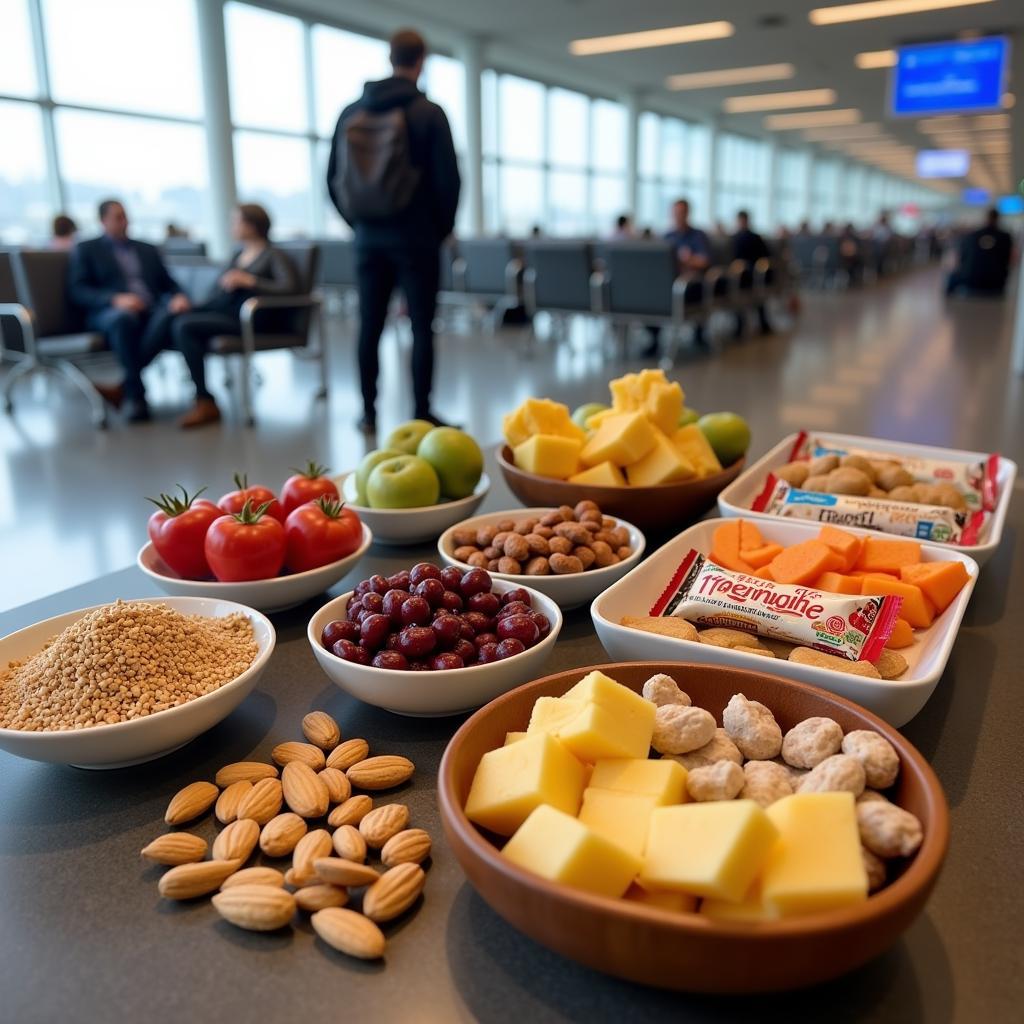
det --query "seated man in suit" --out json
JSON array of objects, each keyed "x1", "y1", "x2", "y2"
[{"x1": 68, "y1": 199, "x2": 190, "y2": 421}]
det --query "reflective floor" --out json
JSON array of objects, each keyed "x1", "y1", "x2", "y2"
[{"x1": 1, "y1": 266, "x2": 1021, "y2": 611}]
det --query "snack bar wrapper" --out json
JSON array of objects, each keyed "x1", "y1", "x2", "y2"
[
  {"x1": 752, "y1": 475, "x2": 987, "y2": 545},
  {"x1": 789, "y1": 431, "x2": 1000, "y2": 512},
  {"x1": 650, "y1": 549, "x2": 902, "y2": 662}
]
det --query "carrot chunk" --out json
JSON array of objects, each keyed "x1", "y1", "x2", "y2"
[
  {"x1": 769, "y1": 539, "x2": 844, "y2": 586},
  {"x1": 900, "y1": 561, "x2": 970, "y2": 614},
  {"x1": 855, "y1": 536, "x2": 922, "y2": 574},
  {"x1": 814, "y1": 571, "x2": 862, "y2": 595},
  {"x1": 817, "y1": 525, "x2": 864, "y2": 572}
]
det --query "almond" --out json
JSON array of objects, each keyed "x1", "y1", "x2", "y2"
[
  {"x1": 294, "y1": 884, "x2": 349, "y2": 913},
  {"x1": 140, "y1": 832, "x2": 208, "y2": 866},
  {"x1": 259, "y1": 812, "x2": 307, "y2": 857},
  {"x1": 362, "y1": 863, "x2": 425, "y2": 922},
  {"x1": 212, "y1": 884, "x2": 296, "y2": 931},
  {"x1": 313, "y1": 857, "x2": 379, "y2": 887},
  {"x1": 291, "y1": 829, "x2": 333, "y2": 885},
  {"x1": 212, "y1": 818, "x2": 260, "y2": 863},
  {"x1": 346, "y1": 755, "x2": 414, "y2": 791},
  {"x1": 311, "y1": 907, "x2": 386, "y2": 959},
  {"x1": 164, "y1": 781, "x2": 219, "y2": 825},
  {"x1": 331, "y1": 824, "x2": 367, "y2": 863},
  {"x1": 236, "y1": 777, "x2": 283, "y2": 825},
  {"x1": 326, "y1": 738, "x2": 369, "y2": 772},
  {"x1": 381, "y1": 828, "x2": 432, "y2": 868},
  {"x1": 215, "y1": 780, "x2": 252, "y2": 824},
  {"x1": 327, "y1": 795, "x2": 373, "y2": 828},
  {"x1": 318, "y1": 768, "x2": 351, "y2": 804},
  {"x1": 214, "y1": 762, "x2": 279, "y2": 787},
  {"x1": 221, "y1": 866, "x2": 286, "y2": 890},
  {"x1": 282, "y1": 761, "x2": 330, "y2": 819},
  {"x1": 158, "y1": 859, "x2": 239, "y2": 900},
  {"x1": 271, "y1": 741, "x2": 326, "y2": 771},
  {"x1": 302, "y1": 711, "x2": 341, "y2": 751},
  {"x1": 359, "y1": 804, "x2": 409, "y2": 849}
]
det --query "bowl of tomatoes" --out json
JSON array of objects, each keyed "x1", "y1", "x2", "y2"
[{"x1": 137, "y1": 464, "x2": 373, "y2": 613}]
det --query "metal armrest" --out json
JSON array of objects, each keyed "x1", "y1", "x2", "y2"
[
  {"x1": 452, "y1": 256, "x2": 468, "y2": 292},
  {"x1": 702, "y1": 267, "x2": 724, "y2": 313},
  {"x1": 671, "y1": 276, "x2": 689, "y2": 323},
  {"x1": 504, "y1": 257, "x2": 524, "y2": 302},
  {"x1": 0, "y1": 302, "x2": 38, "y2": 359},
  {"x1": 522, "y1": 267, "x2": 538, "y2": 316}
]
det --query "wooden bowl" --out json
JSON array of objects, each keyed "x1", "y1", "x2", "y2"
[
  {"x1": 438, "y1": 661, "x2": 949, "y2": 993},
  {"x1": 496, "y1": 445, "x2": 745, "y2": 534}
]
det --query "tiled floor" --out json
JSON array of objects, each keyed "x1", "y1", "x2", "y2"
[{"x1": 1, "y1": 266, "x2": 1021, "y2": 611}]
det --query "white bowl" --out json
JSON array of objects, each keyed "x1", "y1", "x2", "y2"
[
  {"x1": 137, "y1": 523, "x2": 373, "y2": 613},
  {"x1": 436, "y1": 508, "x2": 646, "y2": 610},
  {"x1": 717, "y1": 431, "x2": 1017, "y2": 567},
  {"x1": 590, "y1": 518, "x2": 978, "y2": 728},
  {"x1": 307, "y1": 579, "x2": 562, "y2": 717},
  {"x1": 335, "y1": 472, "x2": 490, "y2": 546},
  {"x1": 0, "y1": 596, "x2": 275, "y2": 768}
]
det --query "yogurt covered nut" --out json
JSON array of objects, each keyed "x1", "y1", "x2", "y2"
[
  {"x1": 862, "y1": 846, "x2": 887, "y2": 893},
  {"x1": 641, "y1": 674, "x2": 691, "y2": 709},
  {"x1": 686, "y1": 760, "x2": 745, "y2": 802},
  {"x1": 723, "y1": 693, "x2": 783, "y2": 760},
  {"x1": 770, "y1": 756, "x2": 808, "y2": 785},
  {"x1": 796, "y1": 753, "x2": 866, "y2": 797},
  {"x1": 651, "y1": 705, "x2": 716, "y2": 755},
  {"x1": 857, "y1": 790, "x2": 889, "y2": 804},
  {"x1": 857, "y1": 800, "x2": 924, "y2": 859},
  {"x1": 662, "y1": 729, "x2": 742, "y2": 771},
  {"x1": 741, "y1": 760, "x2": 794, "y2": 808},
  {"x1": 781, "y1": 717, "x2": 844, "y2": 769},
  {"x1": 841, "y1": 730, "x2": 900, "y2": 790}
]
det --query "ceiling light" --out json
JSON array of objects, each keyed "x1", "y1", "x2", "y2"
[
  {"x1": 666, "y1": 63, "x2": 794, "y2": 90},
  {"x1": 855, "y1": 50, "x2": 897, "y2": 68},
  {"x1": 973, "y1": 114, "x2": 1009, "y2": 129},
  {"x1": 803, "y1": 123, "x2": 885, "y2": 140},
  {"x1": 569, "y1": 20, "x2": 734, "y2": 56},
  {"x1": 724, "y1": 88, "x2": 836, "y2": 113},
  {"x1": 809, "y1": 1, "x2": 995, "y2": 26},
  {"x1": 764, "y1": 108, "x2": 861, "y2": 129}
]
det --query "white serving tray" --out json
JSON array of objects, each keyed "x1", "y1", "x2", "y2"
[
  {"x1": 590, "y1": 517, "x2": 978, "y2": 727},
  {"x1": 716, "y1": 431, "x2": 1016, "y2": 567}
]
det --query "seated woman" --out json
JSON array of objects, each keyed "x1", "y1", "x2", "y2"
[{"x1": 172, "y1": 203, "x2": 298, "y2": 427}]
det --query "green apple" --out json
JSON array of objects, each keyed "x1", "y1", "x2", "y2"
[
  {"x1": 366, "y1": 455, "x2": 440, "y2": 509},
  {"x1": 571, "y1": 402, "x2": 609, "y2": 430},
  {"x1": 416, "y1": 427, "x2": 483, "y2": 500},
  {"x1": 698, "y1": 412, "x2": 751, "y2": 466},
  {"x1": 678, "y1": 406, "x2": 701, "y2": 427},
  {"x1": 353, "y1": 447, "x2": 404, "y2": 505},
  {"x1": 385, "y1": 419, "x2": 435, "y2": 455}
]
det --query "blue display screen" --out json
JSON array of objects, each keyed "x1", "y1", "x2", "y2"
[
  {"x1": 961, "y1": 188, "x2": 990, "y2": 206},
  {"x1": 891, "y1": 37, "x2": 1008, "y2": 116},
  {"x1": 997, "y1": 195, "x2": 1024, "y2": 216}
]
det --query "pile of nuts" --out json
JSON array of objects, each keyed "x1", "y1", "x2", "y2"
[
  {"x1": 141, "y1": 710, "x2": 428, "y2": 961},
  {"x1": 450, "y1": 501, "x2": 633, "y2": 576},
  {"x1": 645, "y1": 676, "x2": 923, "y2": 891}
]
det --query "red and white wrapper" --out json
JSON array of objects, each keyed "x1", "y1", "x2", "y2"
[{"x1": 650, "y1": 550, "x2": 902, "y2": 662}]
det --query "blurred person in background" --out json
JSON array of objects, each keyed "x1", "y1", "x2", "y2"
[
  {"x1": 68, "y1": 199, "x2": 190, "y2": 422},
  {"x1": 171, "y1": 203, "x2": 298, "y2": 429},
  {"x1": 838, "y1": 222, "x2": 864, "y2": 286},
  {"x1": 50, "y1": 214, "x2": 77, "y2": 251},
  {"x1": 612, "y1": 214, "x2": 635, "y2": 239},
  {"x1": 328, "y1": 27, "x2": 460, "y2": 434},
  {"x1": 944, "y1": 208, "x2": 1013, "y2": 298},
  {"x1": 730, "y1": 209, "x2": 772, "y2": 336}
]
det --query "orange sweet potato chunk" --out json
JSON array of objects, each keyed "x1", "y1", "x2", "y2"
[
  {"x1": 769, "y1": 540, "x2": 844, "y2": 586},
  {"x1": 817, "y1": 525, "x2": 864, "y2": 572},
  {"x1": 741, "y1": 543, "x2": 785, "y2": 569},
  {"x1": 738, "y1": 520, "x2": 765, "y2": 552},
  {"x1": 815, "y1": 571, "x2": 862, "y2": 595},
  {"x1": 900, "y1": 561, "x2": 970, "y2": 614},
  {"x1": 855, "y1": 537, "x2": 922, "y2": 574},
  {"x1": 885, "y1": 618, "x2": 916, "y2": 649},
  {"x1": 861, "y1": 576, "x2": 934, "y2": 629},
  {"x1": 711, "y1": 520, "x2": 753, "y2": 573},
  {"x1": 752, "y1": 565, "x2": 775, "y2": 580}
]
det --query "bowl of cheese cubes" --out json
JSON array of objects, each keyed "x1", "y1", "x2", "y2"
[
  {"x1": 438, "y1": 661, "x2": 947, "y2": 993},
  {"x1": 497, "y1": 374, "x2": 746, "y2": 534}
]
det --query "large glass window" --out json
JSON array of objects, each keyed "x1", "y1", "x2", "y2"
[
  {"x1": 498, "y1": 75, "x2": 545, "y2": 163},
  {"x1": 715, "y1": 133, "x2": 770, "y2": 229},
  {"x1": 234, "y1": 130, "x2": 313, "y2": 238},
  {"x1": 0, "y1": 100, "x2": 49, "y2": 243},
  {"x1": 424, "y1": 54, "x2": 467, "y2": 155},
  {"x1": 549, "y1": 89, "x2": 588, "y2": 170},
  {"x1": 637, "y1": 113, "x2": 711, "y2": 232},
  {"x1": 0, "y1": 0, "x2": 37, "y2": 98},
  {"x1": 810, "y1": 158, "x2": 841, "y2": 226},
  {"x1": 776, "y1": 148, "x2": 810, "y2": 229},
  {"x1": 311, "y1": 25, "x2": 388, "y2": 138}
]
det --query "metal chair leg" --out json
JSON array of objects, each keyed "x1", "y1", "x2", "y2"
[
  {"x1": 56, "y1": 360, "x2": 107, "y2": 427},
  {"x1": 239, "y1": 350, "x2": 255, "y2": 427},
  {"x1": 1, "y1": 358, "x2": 37, "y2": 412},
  {"x1": 315, "y1": 308, "x2": 328, "y2": 400}
]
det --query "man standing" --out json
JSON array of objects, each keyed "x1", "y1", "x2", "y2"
[
  {"x1": 68, "y1": 199, "x2": 190, "y2": 421},
  {"x1": 945, "y1": 208, "x2": 1013, "y2": 297},
  {"x1": 730, "y1": 209, "x2": 773, "y2": 336},
  {"x1": 327, "y1": 28, "x2": 460, "y2": 433}
]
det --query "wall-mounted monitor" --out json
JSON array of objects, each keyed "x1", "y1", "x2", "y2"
[
  {"x1": 916, "y1": 149, "x2": 970, "y2": 178},
  {"x1": 997, "y1": 195, "x2": 1024, "y2": 216},
  {"x1": 891, "y1": 37, "x2": 1009, "y2": 117},
  {"x1": 961, "y1": 188, "x2": 990, "y2": 206}
]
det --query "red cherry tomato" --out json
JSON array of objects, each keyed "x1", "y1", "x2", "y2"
[
  {"x1": 146, "y1": 485, "x2": 222, "y2": 580},
  {"x1": 218, "y1": 473, "x2": 285, "y2": 523},
  {"x1": 204, "y1": 500, "x2": 287, "y2": 582},
  {"x1": 285, "y1": 497, "x2": 363, "y2": 573},
  {"x1": 280, "y1": 461, "x2": 339, "y2": 517}
]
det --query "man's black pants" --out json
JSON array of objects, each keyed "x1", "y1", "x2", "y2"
[{"x1": 356, "y1": 244, "x2": 439, "y2": 419}]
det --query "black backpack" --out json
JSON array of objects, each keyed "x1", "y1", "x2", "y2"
[{"x1": 333, "y1": 105, "x2": 421, "y2": 220}]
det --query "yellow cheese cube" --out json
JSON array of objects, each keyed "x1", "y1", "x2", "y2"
[
  {"x1": 502, "y1": 804, "x2": 641, "y2": 899},
  {"x1": 625, "y1": 428, "x2": 696, "y2": 486},
  {"x1": 526, "y1": 696, "x2": 585, "y2": 736},
  {"x1": 568, "y1": 461, "x2": 627, "y2": 487},
  {"x1": 761, "y1": 793, "x2": 867, "y2": 917},
  {"x1": 624, "y1": 883, "x2": 698, "y2": 914},
  {"x1": 564, "y1": 670, "x2": 656, "y2": 725},
  {"x1": 578, "y1": 788, "x2": 658, "y2": 858},
  {"x1": 513, "y1": 434, "x2": 583, "y2": 479},
  {"x1": 641, "y1": 801, "x2": 778, "y2": 901},
  {"x1": 547, "y1": 701, "x2": 655, "y2": 763},
  {"x1": 522, "y1": 398, "x2": 585, "y2": 440},
  {"x1": 464, "y1": 733, "x2": 585, "y2": 836},
  {"x1": 700, "y1": 878, "x2": 777, "y2": 922},
  {"x1": 580, "y1": 412, "x2": 657, "y2": 468},
  {"x1": 589, "y1": 758, "x2": 687, "y2": 805},
  {"x1": 503, "y1": 731, "x2": 527, "y2": 745},
  {"x1": 671, "y1": 424, "x2": 723, "y2": 478}
]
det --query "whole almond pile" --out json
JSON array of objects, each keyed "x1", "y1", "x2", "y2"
[{"x1": 141, "y1": 710, "x2": 428, "y2": 961}]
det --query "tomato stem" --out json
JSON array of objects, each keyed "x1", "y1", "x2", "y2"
[
  {"x1": 232, "y1": 497, "x2": 273, "y2": 524},
  {"x1": 314, "y1": 495, "x2": 346, "y2": 518},
  {"x1": 145, "y1": 484, "x2": 208, "y2": 517},
  {"x1": 232, "y1": 472, "x2": 248, "y2": 490},
  {"x1": 290, "y1": 459, "x2": 330, "y2": 479}
]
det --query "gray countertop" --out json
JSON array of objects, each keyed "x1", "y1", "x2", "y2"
[{"x1": 1, "y1": 464, "x2": 1021, "y2": 1024}]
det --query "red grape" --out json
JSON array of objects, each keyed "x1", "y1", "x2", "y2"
[
  {"x1": 360, "y1": 613, "x2": 392, "y2": 651},
  {"x1": 385, "y1": 631, "x2": 402, "y2": 651},
  {"x1": 468, "y1": 591, "x2": 500, "y2": 616},
  {"x1": 346, "y1": 598, "x2": 363, "y2": 622},
  {"x1": 387, "y1": 570, "x2": 411, "y2": 591},
  {"x1": 476, "y1": 642, "x2": 499, "y2": 664},
  {"x1": 409, "y1": 562, "x2": 442, "y2": 586},
  {"x1": 501, "y1": 587, "x2": 531, "y2": 607},
  {"x1": 497, "y1": 600, "x2": 531, "y2": 620},
  {"x1": 322, "y1": 619, "x2": 359, "y2": 648},
  {"x1": 452, "y1": 638, "x2": 477, "y2": 663},
  {"x1": 398, "y1": 626, "x2": 436, "y2": 657},
  {"x1": 496, "y1": 638, "x2": 526, "y2": 660},
  {"x1": 458, "y1": 620, "x2": 476, "y2": 641},
  {"x1": 462, "y1": 611, "x2": 493, "y2": 635},
  {"x1": 459, "y1": 568, "x2": 492, "y2": 597},
  {"x1": 368, "y1": 574, "x2": 390, "y2": 595},
  {"x1": 354, "y1": 579, "x2": 372, "y2": 597},
  {"x1": 382, "y1": 589, "x2": 410, "y2": 622},
  {"x1": 332, "y1": 638, "x2": 370, "y2": 664},
  {"x1": 399, "y1": 596, "x2": 431, "y2": 626},
  {"x1": 372, "y1": 650, "x2": 409, "y2": 670},
  {"x1": 414, "y1": 578, "x2": 445, "y2": 607},
  {"x1": 531, "y1": 612, "x2": 551, "y2": 639},
  {"x1": 497, "y1": 614, "x2": 540, "y2": 646},
  {"x1": 439, "y1": 589, "x2": 464, "y2": 612},
  {"x1": 431, "y1": 652, "x2": 464, "y2": 671},
  {"x1": 440, "y1": 566, "x2": 463, "y2": 590},
  {"x1": 361, "y1": 591, "x2": 384, "y2": 615},
  {"x1": 431, "y1": 614, "x2": 462, "y2": 648},
  {"x1": 474, "y1": 632, "x2": 498, "y2": 649}
]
